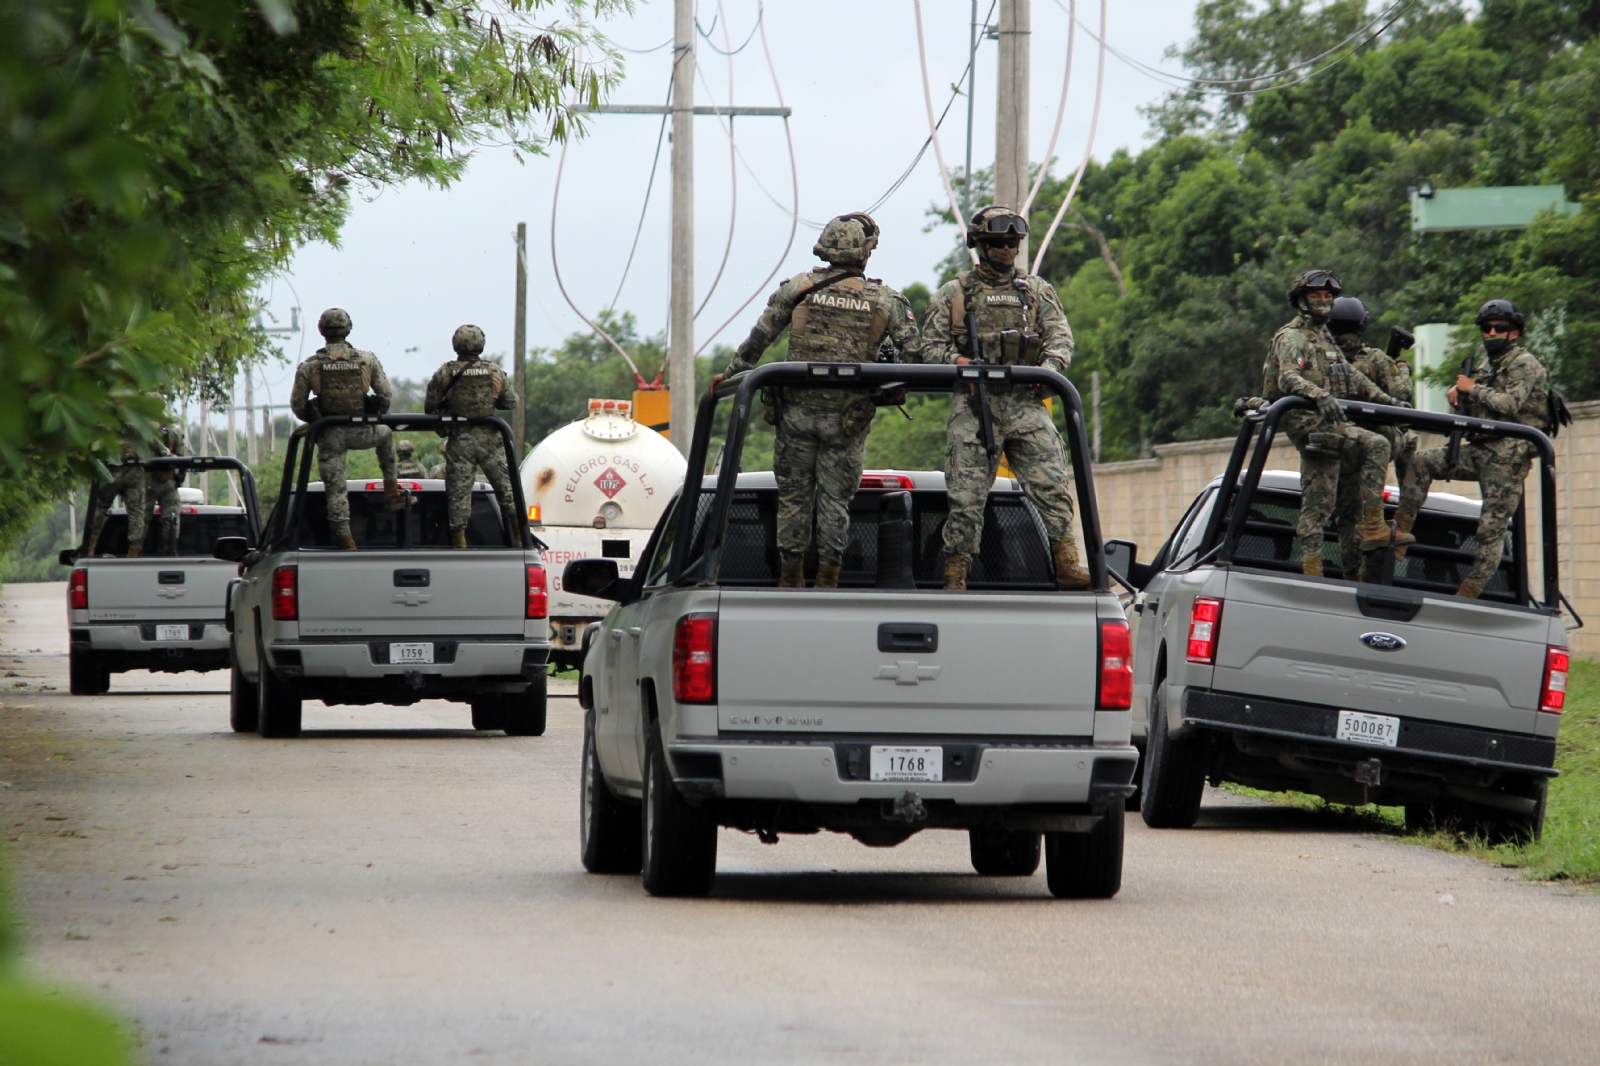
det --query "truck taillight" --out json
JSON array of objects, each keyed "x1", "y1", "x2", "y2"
[
  {"x1": 270, "y1": 565, "x2": 298, "y2": 621},
  {"x1": 1540, "y1": 646, "x2": 1569, "y2": 714},
  {"x1": 672, "y1": 613, "x2": 717, "y2": 704},
  {"x1": 1186, "y1": 596, "x2": 1223, "y2": 664},
  {"x1": 526, "y1": 566, "x2": 548, "y2": 619},
  {"x1": 69, "y1": 568, "x2": 88, "y2": 610},
  {"x1": 1098, "y1": 619, "x2": 1132, "y2": 709}
]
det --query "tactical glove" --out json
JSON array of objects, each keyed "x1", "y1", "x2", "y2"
[
  {"x1": 1391, "y1": 400, "x2": 1413, "y2": 410},
  {"x1": 1316, "y1": 393, "x2": 1346, "y2": 423}
]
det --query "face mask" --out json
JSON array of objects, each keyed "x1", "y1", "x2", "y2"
[
  {"x1": 1301, "y1": 296, "x2": 1334, "y2": 322},
  {"x1": 1483, "y1": 337, "x2": 1511, "y2": 356},
  {"x1": 981, "y1": 242, "x2": 1020, "y2": 269},
  {"x1": 1333, "y1": 332, "x2": 1363, "y2": 353}
]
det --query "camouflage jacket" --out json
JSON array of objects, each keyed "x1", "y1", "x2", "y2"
[
  {"x1": 115, "y1": 429, "x2": 172, "y2": 466},
  {"x1": 290, "y1": 343, "x2": 392, "y2": 422},
  {"x1": 1336, "y1": 334, "x2": 1412, "y2": 406},
  {"x1": 1264, "y1": 315, "x2": 1395, "y2": 407},
  {"x1": 1462, "y1": 343, "x2": 1549, "y2": 431},
  {"x1": 424, "y1": 359, "x2": 518, "y2": 420},
  {"x1": 922, "y1": 268, "x2": 1073, "y2": 373},
  {"x1": 724, "y1": 268, "x2": 922, "y2": 375}
]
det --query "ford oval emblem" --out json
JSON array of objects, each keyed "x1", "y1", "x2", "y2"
[{"x1": 1359, "y1": 632, "x2": 1407, "y2": 652}]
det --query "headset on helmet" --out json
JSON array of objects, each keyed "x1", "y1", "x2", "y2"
[
  {"x1": 1474, "y1": 298, "x2": 1525, "y2": 332},
  {"x1": 452, "y1": 324, "x2": 486, "y2": 356},
  {"x1": 1327, "y1": 296, "x2": 1370, "y2": 336},
  {"x1": 1286, "y1": 269, "x2": 1342, "y2": 307}
]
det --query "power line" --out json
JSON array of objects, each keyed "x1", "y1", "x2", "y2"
[
  {"x1": 608, "y1": 74, "x2": 674, "y2": 312},
  {"x1": 696, "y1": 7, "x2": 762, "y2": 55}
]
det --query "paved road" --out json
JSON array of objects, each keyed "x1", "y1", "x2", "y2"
[{"x1": 3, "y1": 581, "x2": 1598, "y2": 1065}]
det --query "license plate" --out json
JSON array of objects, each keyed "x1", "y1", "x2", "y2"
[
  {"x1": 154, "y1": 624, "x2": 189, "y2": 642},
  {"x1": 1336, "y1": 709, "x2": 1400, "y2": 748},
  {"x1": 870, "y1": 746, "x2": 943, "y2": 782},
  {"x1": 389, "y1": 642, "x2": 434, "y2": 665}
]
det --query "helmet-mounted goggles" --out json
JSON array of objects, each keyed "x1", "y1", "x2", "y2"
[{"x1": 980, "y1": 213, "x2": 1028, "y2": 237}]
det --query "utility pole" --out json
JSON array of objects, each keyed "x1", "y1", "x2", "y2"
[
  {"x1": 227, "y1": 390, "x2": 238, "y2": 506},
  {"x1": 963, "y1": 0, "x2": 979, "y2": 222},
  {"x1": 669, "y1": 0, "x2": 696, "y2": 459},
  {"x1": 1091, "y1": 370, "x2": 1102, "y2": 464},
  {"x1": 514, "y1": 222, "x2": 528, "y2": 457},
  {"x1": 995, "y1": 0, "x2": 1031, "y2": 263},
  {"x1": 244, "y1": 372, "x2": 259, "y2": 464}
]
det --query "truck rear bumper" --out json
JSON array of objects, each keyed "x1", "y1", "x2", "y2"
[
  {"x1": 269, "y1": 639, "x2": 549, "y2": 680},
  {"x1": 666, "y1": 738, "x2": 1139, "y2": 806},
  {"x1": 74, "y1": 624, "x2": 230, "y2": 674}
]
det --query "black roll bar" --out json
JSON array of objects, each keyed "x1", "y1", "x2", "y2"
[
  {"x1": 272, "y1": 414, "x2": 532, "y2": 551},
  {"x1": 71, "y1": 454, "x2": 264, "y2": 557},
  {"x1": 1214, "y1": 396, "x2": 1560, "y2": 609},
  {"x1": 666, "y1": 362, "x2": 1109, "y2": 591}
]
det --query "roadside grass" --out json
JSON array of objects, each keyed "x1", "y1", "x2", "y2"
[{"x1": 1219, "y1": 659, "x2": 1600, "y2": 885}]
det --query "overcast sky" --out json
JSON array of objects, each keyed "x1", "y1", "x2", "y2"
[{"x1": 249, "y1": 0, "x2": 1203, "y2": 411}]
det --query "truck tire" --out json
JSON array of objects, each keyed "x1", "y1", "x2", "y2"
[
  {"x1": 640, "y1": 720, "x2": 717, "y2": 897},
  {"x1": 1409, "y1": 781, "x2": 1548, "y2": 845},
  {"x1": 229, "y1": 648, "x2": 258, "y2": 733},
  {"x1": 69, "y1": 648, "x2": 110, "y2": 696},
  {"x1": 256, "y1": 632, "x2": 302, "y2": 738},
  {"x1": 1140, "y1": 682, "x2": 1207, "y2": 829},
  {"x1": 1044, "y1": 803, "x2": 1124, "y2": 899},
  {"x1": 502, "y1": 672, "x2": 548, "y2": 736},
  {"x1": 580, "y1": 711, "x2": 642, "y2": 874},
  {"x1": 470, "y1": 695, "x2": 505, "y2": 732},
  {"x1": 968, "y1": 828, "x2": 1042, "y2": 876}
]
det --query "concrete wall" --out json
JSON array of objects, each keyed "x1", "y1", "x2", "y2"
[{"x1": 1090, "y1": 400, "x2": 1600, "y2": 655}]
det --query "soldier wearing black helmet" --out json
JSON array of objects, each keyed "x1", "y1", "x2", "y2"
[
  {"x1": 1262, "y1": 270, "x2": 1411, "y2": 576},
  {"x1": 922, "y1": 205, "x2": 1087, "y2": 592},
  {"x1": 1393, "y1": 299, "x2": 1550, "y2": 597}
]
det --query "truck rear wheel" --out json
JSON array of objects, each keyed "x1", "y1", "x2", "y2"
[
  {"x1": 1140, "y1": 683, "x2": 1207, "y2": 829},
  {"x1": 502, "y1": 673, "x2": 548, "y2": 736},
  {"x1": 968, "y1": 828, "x2": 1042, "y2": 876},
  {"x1": 256, "y1": 633, "x2": 302, "y2": 738},
  {"x1": 580, "y1": 712, "x2": 642, "y2": 874},
  {"x1": 1044, "y1": 803, "x2": 1124, "y2": 899},
  {"x1": 641, "y1": 721, "x2": 717, "y2": 897},
  {"x1": 68, "y1": 648, "x2": 110, "y2": 696},
  {"x1": 470, "y1": 696, "x2": 505, "y2": 731},
  {"x1": 229, "y1": 647, "x2": 258, "y2": 733}
]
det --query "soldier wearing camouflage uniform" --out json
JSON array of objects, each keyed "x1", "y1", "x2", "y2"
[
  {"x1": 84, "y1": 430, "x2": 171, "y2": 557},
  {"x1": 425, "y1": 325, "x2": 519, "y2": 549},
  {"x1": 923, "y1": 206, "x2": 1087, "y2": 591},
  {"x1": 1394, "y1": 300, "x2": 1550, "y2": 598},
  {"x1": 1325, "y1": 296, "x2": 1417, "y2": 579},
  {"x1": 290, "y1": 308, "x2": 402, "y2": 550},
  {"x1": 395, "y1": 439, "x2": 426, "y2": 478},
  {"x1": 147, "y1": 422, "x2": 189, "y2": 554},
  {"x1": 1263, "y1": 270, "x2": 1411, "y2": 577},
  {"x1": 711, "y1": 213, "x2": 921, "y2": 589}
]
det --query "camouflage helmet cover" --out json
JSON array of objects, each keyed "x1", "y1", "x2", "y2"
[
  {"x1": 1286, "y1": 269, "x2": 1342, "y2": 307},
  {"x1": 396, "y1": 439, "x2": 415, "y2": 456},
  {"x1": 966, "y1": 205, "x2": 1028, "y2": 248},
  {"x1": 452, "y1": 324, "x2": 486, "y2": 356},
  {"x1": 812, "y1": 213, "x2": 879, "y2": 266},
  {"x1": 318, "y1": 307, "x2": 353, "y2": 338}
]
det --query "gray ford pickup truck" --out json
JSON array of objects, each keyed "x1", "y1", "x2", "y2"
[
  {"x1": 63, "y1": 456, "x2": 261, "y2": 695},
  {"x1": 569, "y1": 363, "x2": 1139, "y2": 898},
  {"x1": 220, "y1": 414, "x2": 551, "y2": 738},
  {"x1": 1118, "y1": 397, "x2": 1574, "y2": 841}
]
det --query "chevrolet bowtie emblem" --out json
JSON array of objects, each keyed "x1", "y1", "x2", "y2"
[
  {"x1": 155, "y1": 588, "x2": 186, "y2": 600},
  {"x1": 874, "y1": 660, "x2": 942, "y2": 686},
  {"x1": 392, "y1": 591, "x2": 433, "y2": 607}
]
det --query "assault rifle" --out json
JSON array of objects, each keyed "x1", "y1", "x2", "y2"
[
  {"x1": 963, "y1": 310, "x2": 998, "y2": 461},
  {"x1": 1444, "y1": 350, "x2": 1475, "y2": 470}
]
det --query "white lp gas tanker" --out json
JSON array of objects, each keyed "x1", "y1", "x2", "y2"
[{"x1": 521, "y1": 398, "x2": 687, "y2": 670}]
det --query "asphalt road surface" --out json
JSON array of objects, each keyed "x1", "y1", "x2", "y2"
[{"x1": 3, "y1": 581, "x2": 1598, "y2": 1065}]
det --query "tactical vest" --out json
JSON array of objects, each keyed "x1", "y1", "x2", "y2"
[
  {"x1": 949, "y1": 272, "x2": 1042, "y2": 365},
  {"x1": 439, "y1": 360, "x2": 506, "y2": 418},
  {"x1": 786, "y1": 272, "x2": 890, "y2": 364},
  {"x1": 1262, "y1": 320, "x2": 1344, "y2": 401},
  {"x1": 1470, "y1": 347, "x2": 1551, "y2": 432},
  {"x1": 309, "y1": 344, "x2": 373, "y2": 415}
]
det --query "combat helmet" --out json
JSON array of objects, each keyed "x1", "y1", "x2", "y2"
[
  {"x1": 966, "y1": 206, "x2": 1028, "y2": 248},
  {"x1": 1474, "y1": 298, "x2": 1525, "y2": 332},
  {"x1": 1327, "y1": 296, "x2": 1370, "y2": 336},
  {"x1": 397, "y1": 439, "x2": 415, "y2": 457},
  {"x1": 452, "y1": 324, "x2": 486, "y2": 357},
  {"x1": 1286, "y1": 269, "x2": 1342, "y2": 308},
  {"x1": 318, "y1": 307, "x2": 353, "y2": 339},
  {"x1": 813, "y1": 213, "x2": 879, "y2": 266}
]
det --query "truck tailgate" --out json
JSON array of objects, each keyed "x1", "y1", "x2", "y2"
[
  {"x1": 295, "y1": 551, "x2": 527, "y2": 637},
  {"x1": 716, "y1": 590, "x2": 1101, "y2": 737},
  {"x1": 85, "y1": 559, "x2": 233, "y2": 622},
  {"x1": 1214, "y1": 570, "x2": 1552, "y2": 734}
]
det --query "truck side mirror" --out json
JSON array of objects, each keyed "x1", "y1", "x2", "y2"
[
  {"x1": 58, "y1": 548, "x2": 79, "y2": 566},
  {"x1": 564, "y1": 558, "x2": 622, "y2": 601},
  {"x1": 1105, "y1": 538, "x2": 1147, "y2": 589},
  {"x1": 213, "y1": 537, "x2": 250, "y2": 563}
]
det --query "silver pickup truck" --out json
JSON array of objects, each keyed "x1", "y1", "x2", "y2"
[
  {"x1": 569, "y1": 363, "x2": 1139, "y2": 898},
  {"x1": 63, "y1": 456, "x2": 261, "y2": 695},
  {"x1": 219, "y1": 414, "x2": 551, "y2": 739},
  {"x1": 1117, "y1": 397, "x2": 1573, "y2": 841}
]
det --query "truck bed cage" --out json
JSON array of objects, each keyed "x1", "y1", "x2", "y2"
[
  {"x1": 1210, "y1": 397, "x2": 1560, "y2": 611},
  {"x1": 69, "y1": 454, "x2": 263, "y2": 558},
  {"x1": 670, "y1": 362, "x2": 1108, "y2": 591},
  {"x1": 272, "y1": 414, "x2": 534, "y2": 551}
]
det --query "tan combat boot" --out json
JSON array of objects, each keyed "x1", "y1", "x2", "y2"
[
  {"x1": 777, "y1": 558, "x2": 805, "y2": 588},
  {"x1": 1392, "y1": 512, "x2": 1417, "y2": 560},
  {"x1": 126, "y1": 544, "x2": 142, "y2": 559},
  {"x1": 1303, "y1": 554, "x2": 1323, "y2": 577},
  {"x1": 1456, "y1": 578, "x2": 1483, "y2": 599},
  {"x1": 944, "y1": 557, "x2": 969, "y2": 591},
  {"x1": 336, "y1": 531, "x2": 358, "y2": 550},
  {"x1": 1051, "y1": 538, "x2": 1092, "y2": 591},
  {"x1": 814, "y1": 564, "x2": 841, "y2": 589},
  {"x1": 1357, "y1": 504, "x2": 1416, "y2": 552},
  {"x1": 450, "y1": 529, "x2": 468, "y2": 550},
  {"x1": 384, "y1": 476, "x2": 405, "y2": 512}
]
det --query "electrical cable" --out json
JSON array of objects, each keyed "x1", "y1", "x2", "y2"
[
  {"x1": 1031, "y1": 0, "x2": 1105, "y2": 275},
  {"x1": 607, "y1": 73, "x2": 673, "y2": 312},
  {"x1": 913, "y1": 0, "x2": 976, "y2": 264},
  {"x1": 691, "y1": 0, "x2": 739, "y2": 321},
  {"x1": 696, "y1": 6, "x2": 762, "y2": 55},
  {"x1": 613, "y1": 36, "x2": 673, "y2": 54},
  {"x1": 1021, "y1": 0, "x2": 1074, "y2": 219}
]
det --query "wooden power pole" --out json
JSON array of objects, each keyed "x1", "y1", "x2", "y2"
[
  {"x1": 995, "y1": 0, "x2": 1031, "y2": 262},
  {"x1": 669, "y1": 0, "x2": 696, "y2": 459},
  {"x1": 514, "y1": 221, "x2": 528, "y2": 457}
]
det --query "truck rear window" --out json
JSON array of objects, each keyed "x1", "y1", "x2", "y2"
[
  {"x1": 680, "y1": 488, "x2": 1056, "y2": 590},
  {"x1": 287, "y1": 490, "x2": 512, "y2": 549},
  {"x1": 90, "y1": 513, "x2": 252, "y2": 558}
]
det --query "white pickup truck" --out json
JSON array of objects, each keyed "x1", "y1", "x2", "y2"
[
  {"x1": 220, "y1": 414, "x2": 552, "y2": 738},
  {"x1": 1118, "y1": 397, "x2": 1572, "y2": 841},
  {"x1": 63, "y1": 456, "x2": 261, "y2": 695},
  {"x1": 570, "y1": 363, "x2": 1139, "y2": 898}
]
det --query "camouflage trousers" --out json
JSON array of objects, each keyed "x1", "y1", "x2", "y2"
[
  {"x1": 1396, "y1": 438, "x2": 1534, "y2": 587},
  {"x1": 772, "y1": 402, "x2": 869, "y2": 566},
  {"x1": 942, "y1": 390, "x2": 1075, "y2": 564},
  {"x1": 1333, "y1": 428, "x2": 1417, "y2": 577},
  {"x1": 443, "y1": 427, "x2": 515, "y2": 534},
  {"x1": 87, "y1": 464, "x2": 149, "y2": 552},
  {"x1": 317, "y1": 424, "x2": 396, "y2": 532},
  {"x1": 148, "y1": 473, "x2": 181, "y2": 553},
  {"x1": 1285, "y1": 413, "x2": 1390, "y2": 563}
]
